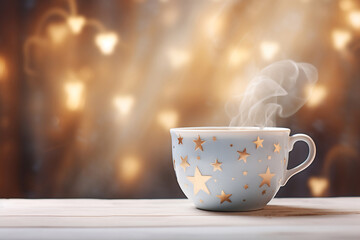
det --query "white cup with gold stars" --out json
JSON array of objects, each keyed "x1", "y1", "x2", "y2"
[{"x1": 170, "y1": 127, "x2": 316, "y2": 211}]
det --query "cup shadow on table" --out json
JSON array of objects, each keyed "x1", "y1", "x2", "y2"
[{"x1": 200, "y1": 205, "x2": 357, "y2": 217}]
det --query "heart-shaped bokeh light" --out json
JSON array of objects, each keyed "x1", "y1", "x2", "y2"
[
  {"x1": 157, "y1": 110, "x2": 178, "y2": 129},
  {"x1": 67, "y1": 15, "x2": 86, "y2": 34},
  {"x1": 113, "y1": 95, "x2": 135, "y2": 116},
  {"x1": 95, "y1": 32, "x2": 119, "y2": 55},
  {"x1": 308, "y1": 177, "x2": 329, "y2": 197},
  {"x1": 64, "y1": 81, "x2": 85, "y2": 111},
  {"x1": 166, "y1": 48, "x2": 191, "y2": 69},
  {"x1": 260, "y1": 41, "x2": 279, "y2": 60}
]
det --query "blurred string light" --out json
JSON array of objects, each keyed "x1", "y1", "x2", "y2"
[
  {"x1": 306, "y1": 84, "x2": 327, "y2": 108},
  {"x1": 0, "y1": 56, "x2": 7, "y2": 81},
  {"x1": 118, "y1": 155, "x2": 142, "y2": 183},
  {"x1": 157, "y1": 110, "x2": 178, "y2": 130},
  {"x1": 113, "y1": 95, "x2": 135, "y2": 116},
  {"x1": 166, "y1": 48, "x2": 191, "y2": 69},
  {"x1": 332, "y1": 29, "x2": 351, "y2": 50},
  {"x1": 308, "y1": 177, "x2": 329, "y2": 197},
  {"x1": 348, "y1": 11, "x2": 360, "y2": 29},
  {"x1": 16, "y1": 0, "x2": 360, "y2": 198},
  {"x1": 95, "y1": 32, "x2": 119, "y2": 55},
  {"x1": 260, "y1": 41, "x2": 279, "y2": 60},
  {"x1": 64, "y1": 81, "x2": 85, "y2": 111},
  {"x1": 24, "y1": 0, "x2": 120, "y2": 72}
]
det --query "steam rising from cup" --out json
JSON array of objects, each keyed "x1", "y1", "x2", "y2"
[{"x1": 227, "y1": 60, "x2": 318, "y2": 127}]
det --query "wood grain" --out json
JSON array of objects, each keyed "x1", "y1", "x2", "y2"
[{"x1": 0, "y1": 198, "x2": 359, "y2": 239}]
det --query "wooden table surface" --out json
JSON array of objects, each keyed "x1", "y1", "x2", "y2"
[{"x1": 0, "y1": 198, "x2": 359, "y2": 240}]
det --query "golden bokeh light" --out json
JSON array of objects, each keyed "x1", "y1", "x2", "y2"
[
  {"x1": 332, "y1": 29, "x2": 351, "y2": 50},
  {"x1": 348, "y1": 11, "x2": 360, "y2": 28},
  {"x1": 118, "y1": 155, "x2": 142, "y2": 183},
  {"x1": 260, "y1": 41, "x2": 279, "y2": 61},
  {"x1": 205, "y1": 16, "x2": 224, "y2": 38},
  {"x1": 166, "y1": 48, "x2": 191, "y2": 69},
  {"x1": 308, "y1": 177, "x2": 329, "y2": 197},
  {"x1": 113, "y1": 95, "x2": 135, "y2": 116},
  {"x1": 67, "y1": 15, "x2": 86, "y2": 34},
  {"x1": 95, "y1": 32, "x2": 119, "y2": 55},
  {"x1": 339, "y1": 0, "x2": 355, "y2": 11},
  {"x1": 64, "y1": 81, "x2": 85, "y2": 111},
  {"x1": 3, "y1": 0, "x2": 359, "y2": 199},
  {"x1": 0, "y1": 56, "x2": 7, "y2": 80},
  {"x1": 157, "y1": 110, "x2": 178, "y2": 130},
  {"x1": 228, "y1": 48, "x2": 249, "y2": 67},
  {"x1": 306, "y1": 84, "x2": 327, "y2": 108},
  {"x1": 47, "y1": 23, "x2": 69, "y2": 45}
]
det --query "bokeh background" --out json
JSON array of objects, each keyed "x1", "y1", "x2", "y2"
[{"x1": 0, "y1": 0, "x2": 359, "y2": 198}]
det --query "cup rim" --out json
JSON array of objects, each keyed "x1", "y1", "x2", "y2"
[{"x1": 170, "y1": 126, "x2": 290, "y2": 133}]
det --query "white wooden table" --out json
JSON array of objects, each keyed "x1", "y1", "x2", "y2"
[{"x1": 0, "y1": 198, "x2": 359, "y2": 239}]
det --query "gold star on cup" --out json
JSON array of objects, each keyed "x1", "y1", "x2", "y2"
[
  {"x1": 180, "y1": 156, "x2": 190, "y2": 172},
  {"x1": 210, "y1": 159, "x2": 222, "y2": 172},
  {"x1": 193, "y1": 135, "x2": 205, "y2": 151},
  {"x1": 259, "y1": 167, "x2": 275, "y2": 187},
  {"x1": 187, "y1": 167, "x2": 212, "y2": 195},
  {"x1": 177, "y1": 135, "x2": 183, "y2": 144},
  {"x1": 216, "y1": 190, "x2": 232, "y2": 204},
  {"x1": 274, "y1": 143, "x2": 281, "y2": 153},
  {"x1": 237, "y1": 148, "x2": 250, "y2": 163},
  {"x1": 253, "y1": 136, "x2": 264, "y2": 149}
]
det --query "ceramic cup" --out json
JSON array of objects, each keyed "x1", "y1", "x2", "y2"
[{"x1": 170, "y1": 127, "x2": 316, "y2": 211}]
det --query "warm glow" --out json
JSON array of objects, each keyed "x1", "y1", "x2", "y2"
[
  {"x1": 67, "y1": 15, "x2": 86, "y2": 34},
  {"x1": 228, "y1": 48, "x2": 249, "y2": 67},
  {"x1": 332, "y1": 29, "x2": 351, "y2": 50},
  {"x1": 339, "y1": 0, "x2": 355, "y2": 11},
  {"x1": 64, "y1": 81, "x2": 85, "y2": 111},
  {"x1": 306, "y1": 84, "x2": 327, "y2": 108},
  {"x1": 260, "y1": 41, "x2": 279, "y2": 60},
  {"x1": 167, "y1": 48, "x2": 191, "y2": 69},
  {"x1": 162, "y1": 7, "x2": 178, "y2": 27},
  {"x1": 95, "y1": 32, "x2": 119, "y2": 55},
  {"x1": 119, "y1": 156, "x2": 142, "y2": 183},
  {"x1": 0, "y1": 56, "x2": 6, "y2": 80},
  {"x1": 308, "y1": 177, "x2": 329, "y2": 197},
  {"x1": 205, "y1": 16, "x2": 223, "y2": 38},
  {"x1": 47, "y1": 23, "x2": 69, "y2": 45},
  {"x1": 348, "y1": 11, "x2": 360, "y2": 28},
  {"x1": 157, "y1": 110, "x2": 178, "y2": 130},
  {"x1": 113, "y1": 95, "x2": 135, "y2": 116}
]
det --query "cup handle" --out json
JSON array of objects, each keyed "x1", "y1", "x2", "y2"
[{"x1": 281, "y1": 134, "x2": 316, "y2": 186}]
